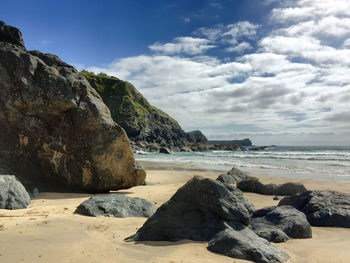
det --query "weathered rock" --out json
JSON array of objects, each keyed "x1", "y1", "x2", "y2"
[
  {"x1": 251, "y1": 206, "x2": 312, "y2": 243},
  {"x1": 185, "y1": 130, "x2": 208, "y2": 143},
  {"x1": 126, "y1": 176, "x2": 289, "y2": 262},
  {"x1": 279, "y1": 190, "x2": 350, "y2": 228},
  {"x1": 0, "y1": 21, "x2": 144, "y2": 193},
  {"x1": 75, "y1": 194, "x2": 157, "y2": 218},
  {"x1": 159, "y1": 147, "x2": 171, "y2": 154},
  {"x1": 134, "y1": 163, "x2": 147, "y2": 185},
  {"x1": 275, "y1": 182, "x2": 307, "y2": 196},
  {"x1": 216, "y1": 167, "x2": 250, "y2": 184},
  {"x1": 0, "y1": 21, "x2": 25, "y2": 48},
  {"x1": 237, "y1": 177, "x2": 277, "y2": 195},
  {"x1": 126, "y1": 176, "x2": 255, "y2": 242},
  {"x1": 237, "y1": 177, "x2": 307, "y2": 196},
  {"x1": 208, "y1": 222, "x2": 289, "y2": 263},
  {"x1": 0, "y1": 175, "x2": 30, "y2": 209}
]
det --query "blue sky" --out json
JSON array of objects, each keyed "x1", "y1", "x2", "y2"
[{"x1": 2, "y1": 0, "x2": 350, "y2": 145}]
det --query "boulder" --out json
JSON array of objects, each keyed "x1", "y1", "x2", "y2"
[
  {"x1": 0, "y1": 21, "x2": 145, "y2": 193},
  {"x1": 0, "y1": 21, "x2": 25, "y2": 48},
  {"x1": 216, "y1": 167, "x2": 250, "y2": 184},
  {"x1": 0, "y1": 175, "x2": 30, "y2": 209},
  {"x1": 127, "y1": 176, "x2": 255, "y2": 242},
  {"x1": 208, "y1": 222, "x2": 289, "y2": 263},
  {"x1": 75, "y1": 194, "x2": 157, "y2": 218},
  {"x1": 275, "y1": 182, "x2": 307, "y2": 196},
  {"x1": 251, "y1": 206, "x2": 312, "y2": 243},
  {"x1": 126, "y1": 176, "x2": 289, "y2": 262},
  {"x1": 237, "y1": 177, "x2": 277, "y2": 195},
  {"x1": 159, "y1": 147, "x2": 171, "y2": 154},
  {"x1": 279, "y1": 190, "x2": 350, "y2": 228},
  {"x1": 237, "y1": 177, "x2": 307, "y2": 196}
]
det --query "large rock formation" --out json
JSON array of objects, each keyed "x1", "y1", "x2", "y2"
[
  {"x1": 81, "y1": 71, "x2": 188, "y2": 150},
  {"x1": 185, "y1": 130, "x2": 208, "y2": 143},
  {"x1": 0, "y1": 175, "x2": 30, "y2": 209},
  {"x1": 126, "y1": 176, "x2": 289, "y2": 262},
  {"x1": 75, "y1": 194, "x2": 157, "y2": 218},
  {"x1": 0, "y1": 21, "x2": 145, "y2": 192},
  {"x1": 237, "y1": 177, "x2": 307, "y2": 196},
  {"x1": 278, "y1": 190, "x2": 350, "y2": 228}
]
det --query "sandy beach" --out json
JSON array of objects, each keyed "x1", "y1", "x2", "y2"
[{"x1": 1, "y1": 165, "x2": 350, "y2": 263}]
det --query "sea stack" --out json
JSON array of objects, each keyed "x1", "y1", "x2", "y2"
[{"x1": 0, "y1": 21, "x2": 145, "y2": 192}]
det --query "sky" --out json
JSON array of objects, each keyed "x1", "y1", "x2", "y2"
[{"x1": 1, "y1": 0, "x2": 350, "y2": 146}]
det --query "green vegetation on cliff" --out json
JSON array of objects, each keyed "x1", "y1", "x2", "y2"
[{"x1": 81, "y1": 71, "x2": 186, "y2": 147}]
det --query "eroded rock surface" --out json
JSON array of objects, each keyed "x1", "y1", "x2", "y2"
[
  {"x1": 251, "y1": 206, "x2": 312, "y2": 243},
  {"x1": 237, "y1": 177, "x2": 307, "y2": 196},
  {"x1": 0, "y1": 175, "x2": 30, "y2": 209},
  {"x1": 0, "y1": 21, "x2": 145, "y2": 192},
  {"x1": 216, "y1": 167, "x2": 250, "y2": 184},
  {"x1": 75, "y1": 194, "x2": 157, "y2": 218},
  {"x1": 208, "y1": 222, "x2": 289, "y2": 263},
  {"x1": 126, "y1": 176, "x2": 289, "y2": 263},
  {"x1": 279, "y1": 190, "x2": 350, "y2": 228}
]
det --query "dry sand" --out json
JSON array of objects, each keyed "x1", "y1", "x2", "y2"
[{"x1": 1, "y1": 168, "x2": 350, "y2": 263}]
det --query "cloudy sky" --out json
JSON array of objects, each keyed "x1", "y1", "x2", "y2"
[{"x1": 2, "y1": 0, "x2": 350, "y2": 145}]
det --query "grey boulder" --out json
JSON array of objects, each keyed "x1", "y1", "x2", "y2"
[
  {"x1": 279, "y1": 190, "x2": 350, "y2": 228},
  {"x1": 237, "y1": 177, "x2": 307, "y2": 196},
  {"x1": 216, "y1": 167, "x2": 249, "y2": 184},
  {"x1": 127, "y1": 176, "x2": 255, "y2": 242},
  {"x1": 208, "y1": 222, "x2": 289, "y2": 263},
  {"x1": 75, "y1": 194, "x2": 157, "y2": 218},
  {"x1": 251, "y1": 206, "x2": 312, "y2": 243},
  {"x1": 0, "y1": 175, "x2": 30, "y2": 209},
  {"x1": 126, "y1": 176, "x2": 289, "y2": 262}
]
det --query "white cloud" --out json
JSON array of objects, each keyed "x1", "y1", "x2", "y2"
[
  {"x1": 271, "y1": 0, "x2": 350, "y2": 23},
  {"x1": 149, "y1": 37, "x2": 215, "y2": 55},
  {"x1": 85, "y1": 0, "x2": 350, "y2": 145},
  {"x1": 223, "y1": 21, "x2": 259, "y2": 40},
  {"x1": 226, "y1": 42, "x2": 252, "y2": 53}
]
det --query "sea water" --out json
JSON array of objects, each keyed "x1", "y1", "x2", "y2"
[{"x1": 135, "y1": 146, "x2": 350, "y2": 182}]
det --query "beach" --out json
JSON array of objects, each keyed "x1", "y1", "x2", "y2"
[{"x1": 1, "y1": 164, "x2": 350, "y2": 263}]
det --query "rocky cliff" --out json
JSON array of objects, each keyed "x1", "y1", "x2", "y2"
[
  {"x1": 0, "y1": 21, "x2": 145, "y2": 192},
  {"x1": 186, "y1": 130, "x2": 208, "y2": 143},
  {"x1": 81, "y1": 71, "x2": 188, "y2": 150}
]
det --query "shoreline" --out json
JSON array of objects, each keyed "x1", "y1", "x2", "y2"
[{"x1": 138, "y1": 159, "x2": 350, "y2": 183}]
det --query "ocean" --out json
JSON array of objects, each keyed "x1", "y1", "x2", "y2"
[{"x1": 135, "y1": 146, "x2": 350, "y2": 182}]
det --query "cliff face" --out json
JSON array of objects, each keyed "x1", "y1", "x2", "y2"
[
  {"x1": 186, "y1": 130, "x2": 208, "y2": 143},
  {"x1": 0, "y1": 21, "x2": 145, "y2": 192},
  {"x1": 82, "y1": 71, "x2": 188, "y2": 149}
]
